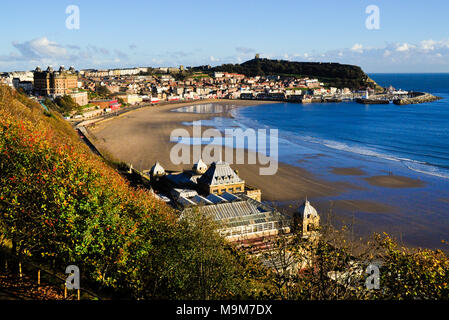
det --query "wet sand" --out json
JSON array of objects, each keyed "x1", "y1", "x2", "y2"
[
  {"x1": 331, "y1": 167, "x2": 366, "y2": 176},
  {"x1": 331, "y1": 199, "x2": 396, "y2": 214},
  {"x1": 364, "y1": 175, "x2": 425, "y2": 188}
]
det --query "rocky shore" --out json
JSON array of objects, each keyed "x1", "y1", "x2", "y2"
[{"x1": 393, "y1": 92, "x2": 443, "y2": 105}]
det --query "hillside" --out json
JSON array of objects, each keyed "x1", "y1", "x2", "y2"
[
  {"x1": 197, "y1": 58, "x2": 381, "y2": 89},
  {"x1": 0, "y1": 85, "x2": 265, "y2": 299}
]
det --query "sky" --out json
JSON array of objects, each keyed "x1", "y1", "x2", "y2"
[{"x1": 1, "y1": 0, "x2": 449, "y2": 73}]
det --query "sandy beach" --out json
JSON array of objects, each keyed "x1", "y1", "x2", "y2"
[{"x1": 88, "y1": 100, "x2": 423, "y2": 214}]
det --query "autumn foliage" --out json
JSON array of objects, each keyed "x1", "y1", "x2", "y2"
[{"x1": 0, "y1": 86, "x2": 262, "y2": 298}]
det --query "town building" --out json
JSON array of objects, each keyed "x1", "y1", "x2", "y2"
[
  {"x1": 147, "y1": 160, "x2": 289, "y2": 243},
  {"x1": 33, "y1": 66, "x2": 78, "y2": 96},
  {"x1": 90, "y1": 99, "x2": 121, "y2": 109},
  {"x1": 116, "y1": 93, "x2": 143, "y2": 105},
  {"x1": 68, "y1": 91, "x2": 88, "y2": 106},
  {"x1": 12, "y1": 78, "x2": 33, "y2": 93},
  {"x1": 147, "y1": 160, "x2": 274, "y2": 242},
  {"x1": 197, "y1": 161, "x2": 245, "y2": 195},
  {"x1": 181, "y1": 192, "x2": 290, "y2": 242}
]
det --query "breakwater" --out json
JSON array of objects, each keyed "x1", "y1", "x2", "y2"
[
  {"x1": 355, "y1": 98, "x2": 389, "y2": 104},
  {"x1": 393, "y1": 92, "x2": 442, "y2": 105}
]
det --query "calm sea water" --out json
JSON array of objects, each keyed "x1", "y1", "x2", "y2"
[
  {"x1": 222, "y1": 74, "x2": 449, "y2": 179},
  {"x1": 184, "y1": 74, "x2": 449, "y2": 249}
]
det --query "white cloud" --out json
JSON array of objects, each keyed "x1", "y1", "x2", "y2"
[
  {"x1": 351, "y1": 43, "x2": 363, "y2": 53},
  {"x1": 421, "y1": 40, "x2": 436, "y2": 51},
  {"x1": 296, "y1": 39, "x2": 449, "y2": 72},
  {"x1": 4, "y1": 36, "x2": 449, "y2": 73},
  {"x1": 12, "y1": 37, "x2": 68, "y2": 59},
  {"x1": 235, "y1": 47, "x2": 255, "y2": 54},
  {"x1": 1, "y1": 37, "x2": 137, "y2": 70},
  {"x1": 396, "y1": 43, "x2": 414, "y2": 52}
]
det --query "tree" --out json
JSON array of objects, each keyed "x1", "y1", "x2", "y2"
[{"x1": 96, "y1": 85, "x2": 111, "y2": 98}]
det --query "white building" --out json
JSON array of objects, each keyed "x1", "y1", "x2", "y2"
[{"x1": 297, "y1": 200, "x2": 320, "y2": 238}]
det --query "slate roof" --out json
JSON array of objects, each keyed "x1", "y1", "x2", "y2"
[
  {"x1": 197, "y1": 161, "x2": 244, "y2": 186},
  {"x1": 192, "y1": 158, "x2": 208, "y2": 174},
  {"x1": 150, "y1": 161, "x2": 165, "y2": 176}
]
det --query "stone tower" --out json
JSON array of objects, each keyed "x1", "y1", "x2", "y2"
[{"x1": 297, "y1": 199, "x2": 320, "y2": 238}]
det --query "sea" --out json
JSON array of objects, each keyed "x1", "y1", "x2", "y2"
[{"x1": 178, "y1": 74, "x2": 449, "y2": 249}]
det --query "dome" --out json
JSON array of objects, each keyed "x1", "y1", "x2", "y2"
[
  {"x1": 298, "y1": 200, "x2": 318, "y2": 219},
  {"x1": 192, "y1": 158, "x2": 207, "y2": 174},
  {"x1": 150, "y1": 161, "x2": 165, "y2": 177}
]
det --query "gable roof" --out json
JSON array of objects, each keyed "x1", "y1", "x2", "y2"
[
  {"x1": 150, "y1": 161, "x2": 165, "y2": 176},
  {"x1": 198, "y1": 161, "x2": 244, "y2": 186}
]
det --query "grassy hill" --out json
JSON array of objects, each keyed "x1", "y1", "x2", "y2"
[
  {"x1": 196, "y1": 58, "x2": 382, "y2": 90},
  {"x1": 0, "y1": 85, "x2": 265, "y2": 299}
]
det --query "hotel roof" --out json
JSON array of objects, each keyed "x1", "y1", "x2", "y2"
[{"x1": 198, "y1": 161, "x2": 244, "y2": 186}]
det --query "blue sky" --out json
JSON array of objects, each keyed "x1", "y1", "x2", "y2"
[{"x1": 1, "y1": 0, "x2": 449, "y2": 72}]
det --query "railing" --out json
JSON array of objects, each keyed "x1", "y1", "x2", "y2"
[{"x1": 0, "y1": 247, "x2": 103, "y2": 300}]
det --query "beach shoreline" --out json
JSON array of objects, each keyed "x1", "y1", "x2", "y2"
[
  {"x1": 85, "y1": 100, "x2": 449, "y2": 250},
  {"x1": 87, "y1": 100, "x2": 419, "y2": 212}
]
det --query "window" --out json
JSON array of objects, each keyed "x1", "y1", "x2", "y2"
[{"x1": 236, "y1": 187, "x2": 241, "y2": 191}]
